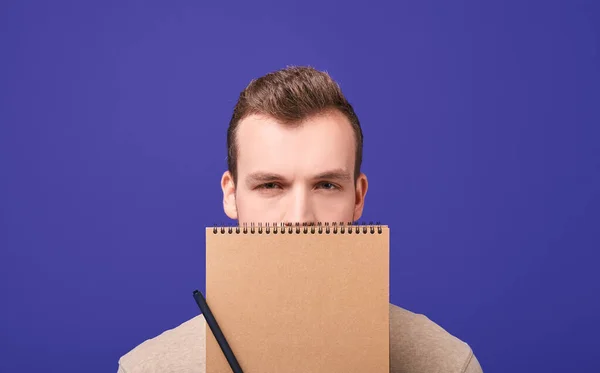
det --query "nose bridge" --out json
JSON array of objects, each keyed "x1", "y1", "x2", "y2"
[{"x1": 286, "y1": 184, "x2": 315, "y2": 224}]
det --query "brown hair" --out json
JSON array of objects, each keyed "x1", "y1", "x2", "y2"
[{"x1": 226, "y1": 66, "x2": 364, "y2": 184}]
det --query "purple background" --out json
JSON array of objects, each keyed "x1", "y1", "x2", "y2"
[{"x1": 1, "y1": 1, "x2": 599, "y2": 372}]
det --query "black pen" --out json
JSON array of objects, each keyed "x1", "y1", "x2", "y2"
[{"x1": 192, "y1": 289, "x2": 244, "y2": 373}]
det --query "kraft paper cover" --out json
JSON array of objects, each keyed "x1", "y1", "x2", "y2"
[{"x1": 205, "y1": 224, "x2": 389, "y2": 373}]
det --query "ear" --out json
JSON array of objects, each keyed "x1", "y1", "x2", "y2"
[
  {"x1": 221, "y1": 170, "x2": 238, "y2": 220},
  {"x1": 353, "y1": 172, "x2": 368, "y2": 221}
]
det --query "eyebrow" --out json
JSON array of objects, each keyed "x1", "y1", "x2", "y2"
[
  {"x1": 312, "y1": 169, "x2": 353, "y2": 182},
  {"x1": 245, "y1": 168, "x2": 352, "y2": 187},
  {"x1": 245, "y1": 172, "x2": 285, "y2": 187}
]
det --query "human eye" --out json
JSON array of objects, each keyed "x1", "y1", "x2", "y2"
[
  {"x1": 257, "y1": 182, "x2": 282, "y2": 190},
  {"x1": 316, "y1": 181, "x2": 339, "y2": 190}
]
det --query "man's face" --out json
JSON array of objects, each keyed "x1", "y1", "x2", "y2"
[{"x1": 221, "y1": 110, "x2": 368, "y2": 225}]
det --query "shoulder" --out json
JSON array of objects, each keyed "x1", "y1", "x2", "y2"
[
  {"x1": 117, "y1": 315, "x2": 206, "y2": 373},
  {"x1": 389, "y1": 303, "x2": 483, "y2": 373},
  {"x1": 117, "y1": 306, "x2": 482, "y2": 373}
]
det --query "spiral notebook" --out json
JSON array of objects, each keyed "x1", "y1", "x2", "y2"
[{"x1": 205, "y1": 223, "x2": 390, "y2": 373}]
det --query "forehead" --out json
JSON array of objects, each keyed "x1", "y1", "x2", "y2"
[{"x1": 235, "y1": 111, "x2": 356, "y2": 177}]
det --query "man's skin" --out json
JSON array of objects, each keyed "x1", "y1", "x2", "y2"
[{"x1": 221, "y1": 110, "x2": 368, "y2": 225}]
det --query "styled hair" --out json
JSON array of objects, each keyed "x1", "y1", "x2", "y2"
[{"x1": 226, "y1": 66, "x2": 364, "y2": 183}]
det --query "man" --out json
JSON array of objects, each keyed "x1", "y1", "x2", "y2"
[{"x1": 118, "y1": 66, "x2": 483, "y2": 373}]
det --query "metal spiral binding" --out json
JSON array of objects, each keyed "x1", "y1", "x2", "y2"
[{"x1": 211, "y1": 222, "x2": 383, "y2": 234}]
